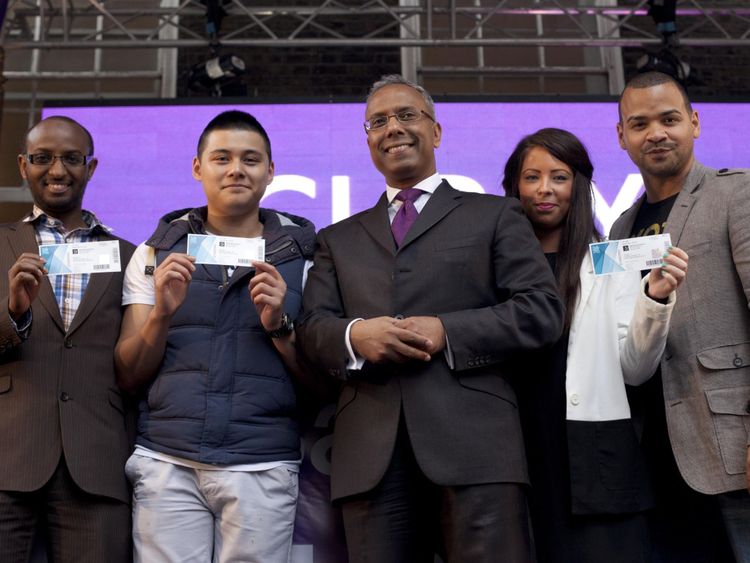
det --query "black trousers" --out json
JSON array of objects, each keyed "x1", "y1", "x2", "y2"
[
  {"x1": 0, "y1": 457, "x2": 131, "y2": 563},
  {"x1": 340, "y1": 417, "x2": 534, "y2": 563}
]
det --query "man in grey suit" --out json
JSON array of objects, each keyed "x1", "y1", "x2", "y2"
[
  {"x1": 611, "y1": 71, "x2": 750, "y2": 562},
  {"x1": 297, "y1": 75, "x2": 564, "y2": 562},
  {"x1": 0, "y1": 116, "x2": 134, "y2": 562}
]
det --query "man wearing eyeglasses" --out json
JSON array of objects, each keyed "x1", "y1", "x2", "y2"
[
  {"x1": 297, "y1": 75, "x2": 564, "y2": 562},
  {"x1": 0, "y1": 116, "x2": 134, "y2": 562}
]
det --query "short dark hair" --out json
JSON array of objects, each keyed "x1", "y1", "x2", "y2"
[
  {"x1": 502, "y1": 127, "x2": 601, "y2": 332},
  {"x1": 366, "y1": 74, "x2": 436, "y2": 119},
  {"x1": 197, "y1": 110, "x2": 272, "y2": 161},
  {"x1": 618, "y1": 71, "x2": 693, "y2": 122},
  {"x1": 25, "y1": 115, "x2": 95, "y2": 155}
]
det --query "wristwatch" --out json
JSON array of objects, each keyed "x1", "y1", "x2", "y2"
[{"x1": 265, "y1": 312, "x2": 294, "y2": 339}]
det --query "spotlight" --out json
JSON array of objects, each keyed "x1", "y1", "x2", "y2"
[
  {"x1": 648, "y1": 0, "x2": 678, "y2": 46},
  {"x1": 636, "y1": 48, "x2": 690, "y2": 86},
  {"x1": 187, "y1": 54, "x2": 248, "y2": 97}
]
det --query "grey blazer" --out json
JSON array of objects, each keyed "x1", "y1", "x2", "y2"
[
  {"x1": 297, "y1": 181, "x2": 564, "y2": 501},
  {"x1": 610, "y1": 162, "x2": 750, "y2": 495},
  {"x1": 0, "y1": 221, "x2": 135, "y2": 503}
]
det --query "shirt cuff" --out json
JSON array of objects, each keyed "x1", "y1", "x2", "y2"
[
  {"x1": 10, "y1": 309, "x2": 32, "y2": 340},
  {"x1": 345, "y1": 318, "x2": 366, "y2": 370}
]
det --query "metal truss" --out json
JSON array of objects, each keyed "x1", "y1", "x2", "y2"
[{"x1": 2, "y1": 1, "x2": 750, "y2": 51}]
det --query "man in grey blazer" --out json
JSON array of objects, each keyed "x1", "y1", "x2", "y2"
[
  {"x1": 0, "y1": 116, "x2": 134, "y2": 562},
  {"x1": 297, "y1": 75, "x2": 564, "y2": 562},
  {"x1": 611, "y1": 71, "x2": 750, "y2": 561}
]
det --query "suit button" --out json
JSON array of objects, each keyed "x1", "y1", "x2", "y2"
[
  {"x1": 734, "y1": 356, "x2": 743, "y2": 367},
  {"x1": 468, "y1": 360, "x2": 475, "y2": 367},
  {"x1": 64, "y1": 339, "x2": 73, "y2": 349},
  {"x1": 60, "y1": 392, "x2": 70, "y2": 402},
  {"x1": 569, "y1": 393, "x2": 580, "y2": 406}
]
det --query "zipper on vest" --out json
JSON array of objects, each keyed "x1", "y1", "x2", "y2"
[{"x1": 218, "y1": 265, "x2": 228, "y2": 291}]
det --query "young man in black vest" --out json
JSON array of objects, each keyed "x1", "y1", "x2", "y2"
[{"x1": 115, "y1": 111, "x2": 315, "y2": 562}]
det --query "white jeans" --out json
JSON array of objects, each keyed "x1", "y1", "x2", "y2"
[{"x1": 125, "y1": 453, "x2": 298, "y2": 563}]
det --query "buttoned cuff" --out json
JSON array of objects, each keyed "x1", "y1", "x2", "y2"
[{"x1": 10, "y1": 309, "x2": 32, "y2": 340}]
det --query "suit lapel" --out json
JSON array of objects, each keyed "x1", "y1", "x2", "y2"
[
  {"x1": 399, "y1": 180, "x2": 461, "y2": 250},
  {"x1": 7, "y1": 222, "x2": 64, "y2": 332},
  {"x1": 665, "y1": 163, "x2": 706, "y2": 247},
  {"x1": 610, "y1": 195, "x2": 643, "y2": 240},
  {"x1": 359, "y1": 192, "x2": 397, "y2": 254}
]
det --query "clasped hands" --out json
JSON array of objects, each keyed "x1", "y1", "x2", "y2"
[
  {"x1": 152, "y1": 253, "x2": 287, "y2": 333},
  {"x1": 350, "y1": 315, "x2": 446, "y2": 364}
]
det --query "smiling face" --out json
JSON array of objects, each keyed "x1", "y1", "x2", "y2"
[
  {"x1": 18, "y1": 118, "x2": 97, "y2": 222},
  {"x1": 617, "y1": 82, "x2": 700, "y2": 182},
  {"x1": 517, "y1": 146, "x2": 574, "y2": 238},
  {"x1": 192, "y1": 128, "x2": 275, "y2": 217},
  {"x1": 365, "y1": 83, "x2": 442, "y2": 189}
]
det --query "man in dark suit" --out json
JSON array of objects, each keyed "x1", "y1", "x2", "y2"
[
  {"x1": 0, "y1": 116, "x2": 134, "y2": 562},
  {"x1": 297, "y1": 75, "x2": 564, "y2": 562}
]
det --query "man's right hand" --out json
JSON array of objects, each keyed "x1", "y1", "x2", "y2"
[
  {"x1": 350, "y1": 316, "x2": 433, "y2": 364},
  {"x1": 8, "y1": 253, "x2": 47, "y2": 320},
  {"x1": 152, "y1": 253, "x2": 195, "y2": 318}
]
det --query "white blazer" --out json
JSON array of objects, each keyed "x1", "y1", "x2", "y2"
[{"x1": 565, "y1": 253, "x2": 675, "y2": 422}]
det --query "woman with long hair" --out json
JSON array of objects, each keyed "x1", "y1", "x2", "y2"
[{"x1": 503, "y1": 128, "x2": 688, "y2": 562}]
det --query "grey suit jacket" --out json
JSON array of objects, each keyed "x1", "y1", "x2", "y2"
[
  {"x1": 297, "y1": 181, "x2": 564, "y2": 500},
  {"x1": 0, "y1": 220, "x2": 135, "y2": 503},
  {"x1": 610, "y1": 162, "x2": 750, "y2": 495}
]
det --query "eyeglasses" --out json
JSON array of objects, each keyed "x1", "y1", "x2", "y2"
[
  {"x1": 25, "y1": 153, "x2": 90, "y2": 168},
  {"x1": 363, "y1": 109, "x2": 435, "y2": 132}
]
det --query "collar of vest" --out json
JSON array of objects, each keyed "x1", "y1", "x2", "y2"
[{"x1": 145, "y1": 206, "x2": 316, "y2": 263}]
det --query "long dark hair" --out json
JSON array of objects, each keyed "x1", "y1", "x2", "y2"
[{"x1": 502, "y1": 128, "x2": 601, "y2": 332}]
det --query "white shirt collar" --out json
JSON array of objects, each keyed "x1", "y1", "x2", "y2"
[{"x1": 386, "y1": 172, "x2": 442, "y2": 204}]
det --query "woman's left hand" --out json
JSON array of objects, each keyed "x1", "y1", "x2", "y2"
[{"x1": 647, "y1": 246, "x2": 689, "y2": 300}]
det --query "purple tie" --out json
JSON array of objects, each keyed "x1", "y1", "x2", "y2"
[{"x1": 391, "y1": 188, "x2": 424, "y2": 248}]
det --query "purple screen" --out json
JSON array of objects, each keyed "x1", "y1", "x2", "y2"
[{"x1": 43, "y1": 102, "x2": 749, "y2": 244}]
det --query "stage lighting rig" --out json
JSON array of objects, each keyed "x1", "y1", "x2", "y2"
[
  {"x1": 636, "y1": 48, "x2": 691, "y2": 86},
  {"x1": 187, "y1": 53, "x2": 247, "y2": 97},
  {"x1": 648, "y1": 0, "x2": 678, "y2": 47},
  {"x1": 186, "y1": 0, "x2": 247, "y2": 97},
  {"x1": 636, "y1": 0, "x2": 692, "y2": 87}
]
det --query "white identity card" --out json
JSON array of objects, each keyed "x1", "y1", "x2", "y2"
[
  {"x1": 590, "y1": 233, "x2": 671, "y2": 276},
  {"x1": 39, "y1": 240, "x2": 121, "y2": 276},
  {"x1": 187, "y1": 234, "x2": 265, "y2": 267}
]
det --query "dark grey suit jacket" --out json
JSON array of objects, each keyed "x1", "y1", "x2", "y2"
[
  {"x1": 611, "y1": 162, "x2": 750, "y2": 495},
  {"x1": 297, "y1": 181, "x2": 564, "y2": 500},
  {"x1": 0, "y1": 220, "x2": 135, "y2": 503}
]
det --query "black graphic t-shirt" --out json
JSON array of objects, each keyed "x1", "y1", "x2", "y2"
[
  {"x1": 630, "y1": 193, "x2": 678, "y2": 239},
  {"x1": 628, "y1": 192, "x2": 688, "y2": 513}
]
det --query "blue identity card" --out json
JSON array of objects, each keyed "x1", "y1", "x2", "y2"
[
  {"x1": 39, "y1": 240, "x2": 121, "y2": 276},
  {"x1": 590, "y1": 233, "x2": 671, "y2": 276},
  {"x1": 187, "y1": 234, "x2": 265, "y2": 267}
]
